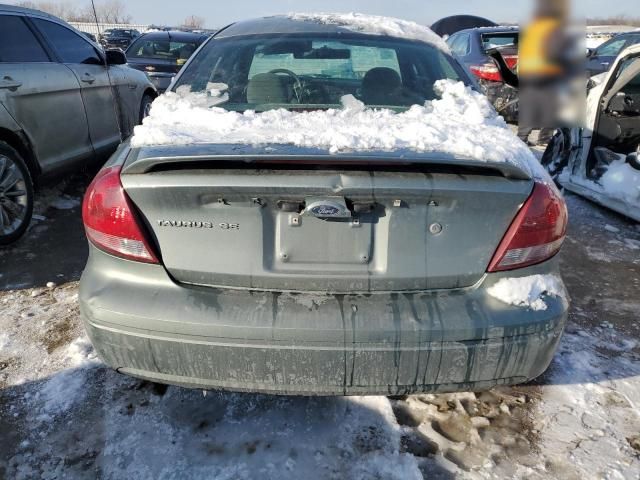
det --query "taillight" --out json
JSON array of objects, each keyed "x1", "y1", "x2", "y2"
[
  {"x1": 488, "y1": 182, "x2": 568, "y2": 272},
  {"x1": 503, "y1": 54, "x2": 518, "y2": 70},
  {"x1": 82, "y1": 166, "x2": 158, "y2": 263},
  {"x1": 469, "y1": 62, "x2": 503, "y2": 82}
]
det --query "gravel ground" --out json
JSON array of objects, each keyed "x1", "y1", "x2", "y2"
[{"x1": 0, "y1": 175, "x2": 639, "y2": 479}]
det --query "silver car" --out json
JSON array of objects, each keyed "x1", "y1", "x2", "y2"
[
  {"x1": 80, "y1": 16, "x2": 569, "y2": 396},
  {"x1": 0, "y1": 4, "x2": 157, "y2": 244}
]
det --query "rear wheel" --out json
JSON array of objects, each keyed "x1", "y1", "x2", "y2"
[
  {"x1": 0, "y1": 142, "x2": 33, "y2": 245},
  {"x1": 139, "y1": 94, "x2": 154, "y2": 123}
]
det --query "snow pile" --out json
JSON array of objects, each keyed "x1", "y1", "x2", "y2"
[
  {"x1": 600, "y1": 157, "x2": 640, "y2": 204},
  {"x1": 132, "y1": 80, "x2": 535, "y2": 171},
  {"x1": 286, "y1": 12, "x2": 450, "y2": 52},
  {"x1": 36, "y1": 337, "x2": 99, "y2": 415},
  {"x1": 487, "y1": 274, "x2": 565, "y2": 311}
]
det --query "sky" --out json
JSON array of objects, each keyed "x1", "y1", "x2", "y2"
[{"x1": 10, "y1": 0, "x2": 638, "y2": 28}]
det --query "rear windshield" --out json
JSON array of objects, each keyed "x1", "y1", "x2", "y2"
[
  {"x1": 481, "y1": 32, "x2": 518, "y2": 50},
  {"x1": 174, "y1": 34, "x2": 470, "y2": 111},
  {"x1": 127, "y1": 37, "x2": 200, "y2": 63}
]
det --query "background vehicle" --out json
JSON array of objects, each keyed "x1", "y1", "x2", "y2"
[
  {"x1": 99, "y1": 28, "x2": 140, "y2": 50},
  {"x1": 543, "y1": 44, "x2": 640, "y2": 221},
  {"x1": 447, "y1": 26, "x2": 519, "y2": 121},
  {"x1": 0, "y1": 4, "x2": 157, "y2": 244},
  {"x1": 80, "y1": 30, "x2": 97, "y2": 42},
  {"x1": 80, "y1": 15, "x2": 568, "y2": 397},
  {"x1": 125, "y1": 31, "x2": 208, "y2": 92},
  {"x1": 586, "y1": 31, "x2": 640, "y2": 76}
]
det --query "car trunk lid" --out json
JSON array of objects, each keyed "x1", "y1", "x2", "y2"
[{"x1": 121, "y1": 145, "x2": 534, "y2": 292}]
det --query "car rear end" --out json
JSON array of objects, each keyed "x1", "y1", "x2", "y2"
[
  {"x1": 79, "y1": 20, "x2": 568, "y2": 395},
  {"x1": 468, "y1": 29, "x2": 519, "y2": 121},
  {"x1": 79, "y1": 145, "x2": 568, "y2": 395},
  {"x1": 125, "y1": 32, "x2": 205, "y2": 93}
]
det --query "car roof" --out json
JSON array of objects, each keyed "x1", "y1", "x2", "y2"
[
  {"x1": 453, "y1": 26, "x2": 519, "y2": 36},
  {"x1": 215, "y1": 15, "x2": 430, "y2": 41},
  {"x1": 137, "y1": 31, "x2": 206, "y2": 41}
]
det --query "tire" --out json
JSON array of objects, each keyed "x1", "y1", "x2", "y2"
[
  {"x1": 0, "y1": 142, "x2": 34, "y2": 245},
  {"x1": 139, "y1": 93, "x2": 154, "y2": 124}
]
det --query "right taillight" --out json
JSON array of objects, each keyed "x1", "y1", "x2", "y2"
[
  {"x1": 82, "y1": 165, "x2": 158, "y2": 264},
  {"x1": 488, "y1": 181, "x2": 568, "y2": 272}
]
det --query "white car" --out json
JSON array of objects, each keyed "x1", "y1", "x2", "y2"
[{"x1": 543, "y1": 44, "x2": 640, "y2": 222}]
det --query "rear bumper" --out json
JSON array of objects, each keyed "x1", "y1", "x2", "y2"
[{"x1": 80, "y1": 247, "x2": 568, "y2": 395}]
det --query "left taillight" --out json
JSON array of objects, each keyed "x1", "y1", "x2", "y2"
[
  {"x1": 469, "y1": 62, "x2": 503, "y2": 82},
  {"x1": 82, "y1": 166, "x2": 158, "y2": 263}
]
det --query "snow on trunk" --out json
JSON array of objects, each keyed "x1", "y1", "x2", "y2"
[{"x1": 131, "y1": 80, "x2": 536, "y2": 173}]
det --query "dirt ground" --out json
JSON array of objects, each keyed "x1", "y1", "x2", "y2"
[{"x1": 0, "y1": 175, "x2": 639, "y2": 479}]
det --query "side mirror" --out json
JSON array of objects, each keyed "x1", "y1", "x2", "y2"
[
  {"x1": 586, "y1": 48, "x2": 595, "y2": 58},
  {"x1": 106, "y1": 49, "x2": 127, "y2": 65}
]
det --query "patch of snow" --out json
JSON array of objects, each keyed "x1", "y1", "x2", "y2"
[
  {"x1": 487, "y1": 274, "x2": 565, "y2": 311},
  {"x1": 132, "y1": 80, "x2": 535, "y2": 172},
  {"x1": 34, "y1": 337, "x2": 99, "y2": 416},
  {"x1": 0, "y1": 332, "x2": 11, "y2": 351},
  {"x1": 49, "y1": 195, "x2": 81, "y2": 210},
  {"x1": 604, "y1": 224, "x2": 620, "y2": 233},
  {"x1": 286, "y1": 12, "x2": 450, "y2": 52},
  {"x1": 600, "y1": 158, "x2": 640, "y2": 204}
]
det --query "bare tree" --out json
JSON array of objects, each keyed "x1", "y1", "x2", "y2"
[
  {"x1": 17, "y1": 0, "x2": 133, "y2": 23},
  {"x1": 93, "y1": 0, "x2": 132, "y2": 24},
  {"x1": 586, "y1": 16, "x2": 640, "y2": 27},
  {"x1": 16, "y1": 1, "x2": 77, "y2": 19},
  {"x1": 182, "y1": 15, "x2": 205, "y2": 30}
]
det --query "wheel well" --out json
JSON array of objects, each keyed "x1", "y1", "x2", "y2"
[
  {"x1": 144, "y1": 88, "x2": 158, "y2": 100},
  {"x1": 0, "y1": 128, "x2": 40, "y2": 180}
]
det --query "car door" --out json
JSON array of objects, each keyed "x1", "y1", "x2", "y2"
[
  {"x1": 31, "y1": 18, "x2": 122, "y2": 156},
  {"x1": 0, "y1": 13, "x2": 92, "y2": 172},
  {"x1": 587, "y1": 36, "x2": 628, "y2": 76}
]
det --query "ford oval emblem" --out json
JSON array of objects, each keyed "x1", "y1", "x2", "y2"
[
  {"x1": 305, "y1": 198, "x2": 351, "y2": 218},
  {"x1": 311, "y1": 205, "x2": 340, "y2": 216}
]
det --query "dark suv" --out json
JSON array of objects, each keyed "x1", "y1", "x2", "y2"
[
  {"x1": 99, "y1": 28, "x2": 140, "y2": 50},
  {"x1": 447, "y1": 26, "x2": 519, "y2": 121},
  {"x1": 125, "y1": 31, "x2": 208, "y2": 92}
]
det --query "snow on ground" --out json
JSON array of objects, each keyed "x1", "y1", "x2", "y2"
[
  {"x1": 131, "y1": 80, "x2": 536, "y2": 173},
  {"x1": 1, "y1": 281, "x2": 638, "y2": 479},
  {"x1": 286, "y1": 12, "x2": 450, "y2": 52},
  {"x1": 487, "y1": 275, "x2": 566, "y2": 311}
]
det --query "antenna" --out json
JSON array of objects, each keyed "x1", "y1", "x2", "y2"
[{"x1": 91, "y1": 0, "x2": 126, "y2": 142}]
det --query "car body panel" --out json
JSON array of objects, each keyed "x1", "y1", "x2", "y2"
[
  {"x1": 0, "y1": 62, "x2": 93, "y2": 172},
  {"x1": 0, "y1": 5, "x2": 156, "y2": 177},
  {"x1": 550, "y1": 45, "x2": 640, "y2": 221}
]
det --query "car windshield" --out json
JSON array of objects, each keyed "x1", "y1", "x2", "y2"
[
  {"x1": 173, "y1": 34, "x2": 469, "y2": 111},
  {"x1": 128, "y1": 38, "x2": 200, "y2": 63},
  {"x1": 481, "y1": 32, "x2": 518, "y2": 50}
]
